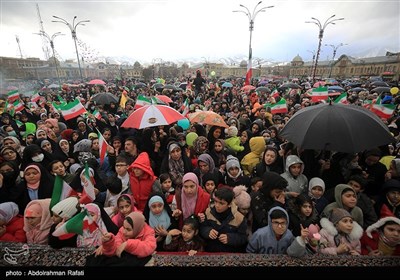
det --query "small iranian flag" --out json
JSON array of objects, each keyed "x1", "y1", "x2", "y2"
[
  {"x1": 311, "y1": 86, "x2": 329, "y2": 102},
  {"x1": 334, "y1": 93, "x2": 348, "y2": 104},
  {"x1": 371, "y1": 97, "x2": 396, "y2": 119},
  {"x1": 92, "y1": 109, "x2": 102, "y2": 120},
  {"x1": 60, "y1": 99, "x2": 87, "y2": 120},
  {"x1": 134, "y1": 95, "x2": 152, "y2": 109},
  {"x1": 265, "y1": 98, "x2": 288, "y2": 114},
  {"x1": 96, "y1": 128, "x2": 109, "y2": 165},
  {"x1": 31, "y1": 92, "x2": 41, "y2": 103},
  {"x1": 50, "y1": 175, "x2": 77, "y2": 210},
  {"x1": 13, "y1": 99, "x2": 24, "y2": 112},
  {"x1": 4, "y1": 100, "x2": 15, "y2": 116},
  {"x1": 52, "y1": 209, "x2": 98, "y2": 237},
  {"x1": 79, "y1": 163, "x2": 96, "y2": 204},
  {"x1": 271, "y1": 88, "x2": 280, "y2": 98},
  {"x1": 7, "y1": 90, "x2": 19, "y2": 102},
  {"x1": 181, "y1": 98, "x2": 190, "y2": 117}
]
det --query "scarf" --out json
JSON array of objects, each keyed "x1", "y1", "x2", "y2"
[
  {"x1": 168, "y1": 156, "x2": 184, "y2": 186},
  {"x1": 181, "y1": 189, "x2": 198, "y2": 220}
]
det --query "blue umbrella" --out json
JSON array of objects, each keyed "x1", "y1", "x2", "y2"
[
  {"x1": 222, "y1": 82, "x2": 233, "y2": 88},
  {"x1": 328, "y1": 86, "x2": 344, "y2": 93}
]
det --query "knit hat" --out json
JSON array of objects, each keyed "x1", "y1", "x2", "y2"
[
  {"x1": 308, "y1": 177, "x2": 325, "y2": 193},
  {"x1": 73, "y1": 139, "x2": 92, "y2": 153},
  {"x1": 51, "y1": 197, "x2": 79, "y2": 219},
  {"x1": 69, "y1": 163, "x2": 81, "y2": 175},
  {"x1": 25, "y1": 203, "x2": 43, "y2": 218},
  {"x1": 329, "y1": 208, "x2": 352, "y2": 225},
  {"x1": 227, "y1": 126, "x2": 238, "y2": 137},
  {"x1": 45, "y1": 118, "x2": 58, "y2": 129},
  {"x1": 233, "y1": 185, "x2": 251, "y2": 209},
  {"x1": 0, "y1": 202, "x2": 19, "y2": 223},
  {"x1": 226, "y1": 155, "x2": 240, "y2": 171}
]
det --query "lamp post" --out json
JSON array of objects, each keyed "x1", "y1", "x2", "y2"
[
  {"x1": 35, "y1": 31, "x2": 64, "y2": 85},
  {"x1": 52, "y1": 15, "x2": 90, "y2": 81},
  {"x1": 233, "y1": 1, "x2": 274, "y2": 86},
  {"x1": 305, "y1": 15, "x2": 344, "y2": 83},
  {"x1": 325, "y1": 43, "x2": 347, "y2": 78},
  {"x1": 307, "y1": 50, "x2": 316, "y2": 78}
]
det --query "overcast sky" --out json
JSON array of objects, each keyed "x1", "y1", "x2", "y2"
[{"x1": 0, "y1": 0, "x2": 399, "y2": 65}]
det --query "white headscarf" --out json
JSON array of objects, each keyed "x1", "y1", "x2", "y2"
[{"x1": 0, "y1": 202, "x2": 19, "y2": 223}]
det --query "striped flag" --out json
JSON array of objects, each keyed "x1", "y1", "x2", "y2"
[
  {"x1": 7, "y1": 90, "x2": 19, "y2": 102},
  {"x1": 96, "y1": 128, "x2": 109, "y2": 165},
  {"x1": 311, "y1": 86, "x2": 329, "y2": 102},
  {"x1": 4, "y1": 100, "x2": 15, "y2": 116},
  {"x1": 181, "y1": 98, "x2": 190, "y2": 117},
  {"x1": 31, "y1": 92, "x2": 41, "y2": 103},
  {"x1": 265, "y1": 98, "x2": 288, "y2": 114},
  {"x1": 79, "y1": 163, "x2": 96, "y2": 204},
  {"x1": 92, "y1": 109, "x2": 102, "y2": 120},
  {"x1": 60, "y1": 99, "x2": 87, "y2": 120},
  {"x1": 13, "y1": 99, "x2": 24, "y2": 112},
  {"x1": 371, "y1": 96, "x2": 396, "y2": 119},
  {"x1": 271, "y1": 88, "x2": 280, "y2": 98},
  {"x1": 134, "y1": 95, "x2": 152, "y2": 109},
  {"x1": 333, "y1": 92, "x2": 348, "y2": 104},
  {"x1": 50, "y1": 175, "x2": 77, "y2": 210},
  {"x1": 52, "y1": 209, "x2": 98, "y2": 237}
]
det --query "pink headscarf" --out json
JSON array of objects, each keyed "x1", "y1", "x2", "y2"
[
  {"x1": 24, "y1": 165, "x2": 42, "y2": 190},
  {"x1": 181, "y1": 172, "x2": 199, "y2": 219}
]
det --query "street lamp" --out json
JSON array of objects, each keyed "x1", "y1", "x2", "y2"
[
  {"x1": 233, "y1": 1, "x2": 274, "y2": 86},
  {"x1": 307, "y1": 50, "x2": 316, "y2": 78},
  {"x1": 35, "y1": 31, "x2": 64, "y2": 85},
  {"x1": 305, "y1": 15, "x2": 344, "y2": 83},
  {"x1": 52, "y1": 15, "x2": 90, "y2": 81},
  {"x1": 325, "y1": 43, "x2": 348, "y2": 78}
]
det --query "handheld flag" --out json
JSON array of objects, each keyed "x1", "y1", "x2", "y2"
[
  {"x1": 50, "y1": 175, "x2": 77, "y2": 210},
  {"x1": 79, "y1": 163, "x2": 96, "y2": 204},
  {"x1": 52, "y1": 209, "x2": 98, "y2": 237},
  {"x1": 96, "y1": 128, "x2": 109, "y2": 165},
  {"x1": 371, "y1": 96, "x2": 396, "y2": 119},
  {"x1": 311, "y1": 86, "x2": 329, "y2": 102},
  {"x1": 60, "y1": 99, "x2": 87, "y2": 120}
]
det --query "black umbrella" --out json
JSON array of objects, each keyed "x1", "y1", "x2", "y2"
[
  {"x1": 349, "y1": 87, "x2": 368, "y2": 93},
  {"x1": 371, "y1": 87, "x2": 391, "y2": 94},
  {"x1": 278, "y1": 83, "x2": 302, "y2": 90},
  {"x1": 370, "y1": 81, "x2": 389, "y2": 87},
  {"x1": 90, "y1": 92, "x2": 119, "y2": 105},
  {"x1": 279, "y1": 102, "x2": 395, "y2": 153}
]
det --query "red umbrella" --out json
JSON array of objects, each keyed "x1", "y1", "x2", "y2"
[
  {"x1": 88, "y1": 79, "x2": 106, "y2": 85},
  {"x1": 121, "y1": 105, "x2": 185, "y2": 129},
  {"x1": 155, "y1": 94, "x2": 173, "y2": 103}
]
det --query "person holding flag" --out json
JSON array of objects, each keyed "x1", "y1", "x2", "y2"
[
  {"x1": 86, "y1": 211, "x2": 156, "y2": 266},
  {"x1": 77, "y1": 203, "x2": 109, "y2": 248}
]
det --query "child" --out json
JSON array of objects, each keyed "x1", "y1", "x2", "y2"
[
  {"x1": 111, "y1": 194, "x2": 138, "y2": 228},
  {"x1": 49, "y1": 196, "x2": 80, "y2": 249},
  {"x1": 361, "y1": 215, "x2": 400, "y2": 256},
  {"x1": 77, "y1": 203, "x2": 108, "y2": 248},
  {"x1": 87, "y1": 212, "x2": 156, "y2": 266},
  {"x1": 287, "y1": 194, "x2": 319, "y2": 237},
  {"x1": 23, "y1": 198, "x2": 53, "y2": 245},
  {"x1": 114, "y1": 156, "x2": 131, "y2": 194},
  {"x1": 250, "y1": 176, "x2": 262, "y2": 194},
  {"x1": 200, "y1": 187, "x2": 248, "y2": 252},
  {"x1": 202, "y1": 172, "x2": 218, "y2": 207},
  {"x1": 0, "y1": 202, "x2": 26, "y2": 242},
  {"x1": 159, "y1": 173, "x2": 177, "y2": 211},
  {"x1": 308, "y1": 177, "x2": 329, "y2": 215},
  {"x1": 246, "y1": 206, "x2": 295, "y2": 254},
  {"x1": 163, "y1": 215, "x2": 205, "y2": 255},
  {"x1": 319, "y1": 208, "x2": 363, "y2": 255},
  {"x1": 233, "y1": 185, "x2": 253, "y2": 239},
  {"x1": 223, "y1": 155, "x2": 251, "y2": 189},
  {"x1": 143, "y1": 193, "x2": 178, "y2": 251},
  {"x1": 224, "y1": 126, "x2": 244, "y2": 155},
  {"x1": 98, "y1": 176, "x2": 124, "y2": 218},
  {"x1": 281, "y1": 155, "x2": 308, "y2": 198}
]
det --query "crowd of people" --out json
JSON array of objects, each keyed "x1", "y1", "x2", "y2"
[{"x1": 0, "y1": 72, "x2": 399, "y2": 266}]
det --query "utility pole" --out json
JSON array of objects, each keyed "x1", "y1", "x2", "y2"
[{"x1": 15, "y1": 36, "x2": 23, "y2": 58}]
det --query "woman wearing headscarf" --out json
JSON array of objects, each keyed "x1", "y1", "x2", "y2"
[
  {"x1": 160, "y1": 142, "x2": 193, "y2": 190},
  {"x1": 2, "y1": 136, "x2": 25, "y2": 158},
  {"x1": 193, "y1": 153, "x2": 223, "y2": 187},
  {"x1": 175, "y1": 172, "x2": 210, "y2": 229},
  {"x1": 20, "y1": 143, "x2": 55, "y2": 171},
  {"x1": 1, "y1": 146, "x2": 22, "y2": 169},
  {"x1": 10, "y1": 162, "x2": 55, "y2": 214},
  {"x1": 0, "y1": 161, "x2": 22, "y2": 203},
  {"x1": 0, "y1": 202, "x2": 26, "y2": 242}
]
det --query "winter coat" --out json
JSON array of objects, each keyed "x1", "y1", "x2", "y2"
[
  {"x1": 281, "y1": 155, "x2": 308, "y2": 196},
  {"x1": 241, "y1": 136, "x2": 266, "y2": 176},
  {"x1": 102, "y1": 223, "x2": 156, "y2": 258},
  {"x1": 0, "y1": 215, "x2": 26, "y2": 243}
]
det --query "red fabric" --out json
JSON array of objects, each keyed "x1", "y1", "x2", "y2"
[
  {"x1": 176, "y1": 186, "x2": 210, "y2": 229},
  {"x1": 0, "y1": 216, "x2": 26, "y2": 243},
  {"x1": 128, "y1": 152, "x2": 157, "y2": 212},
  {"x1": 360, "y1": 231, "x2": 400, "y2": 256}
]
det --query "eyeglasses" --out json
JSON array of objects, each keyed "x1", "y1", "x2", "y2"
[{"x1": 271, "y1": 221, "x2": 287, "y2": 227}]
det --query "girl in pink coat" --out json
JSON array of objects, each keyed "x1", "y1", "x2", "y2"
[{"x1": 88, "y1": 212, "x2": 156, "y2": 266}]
